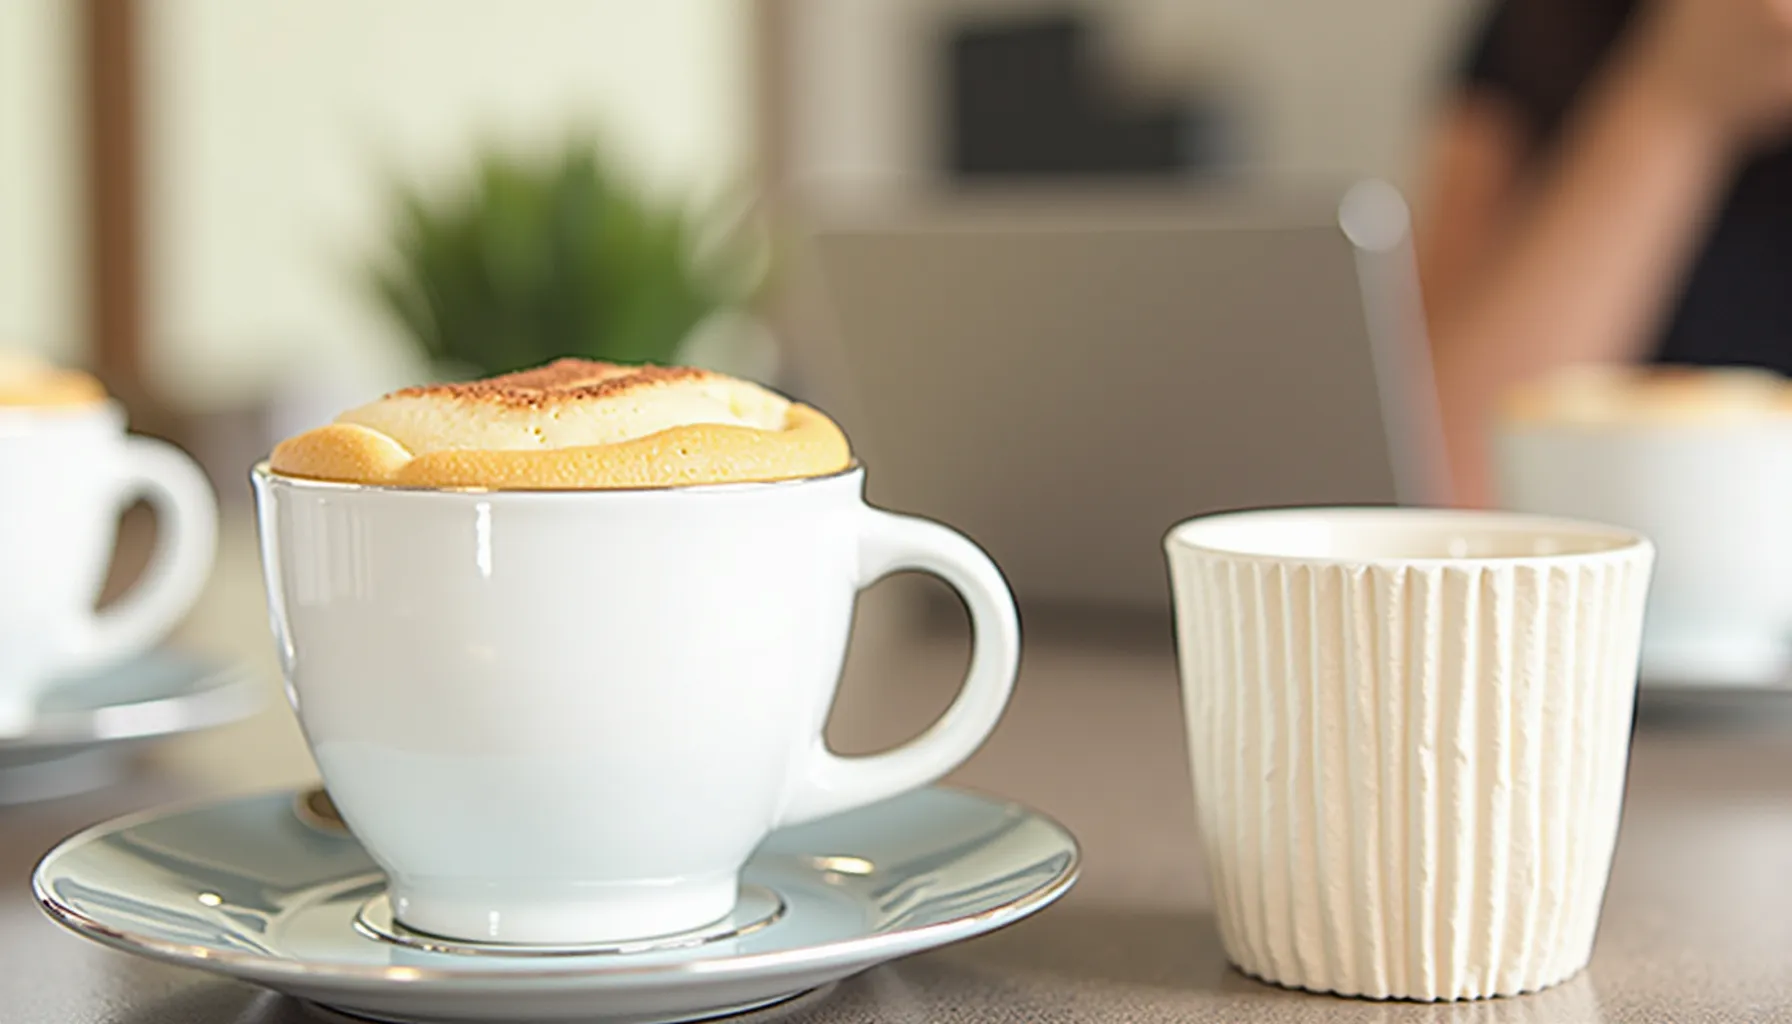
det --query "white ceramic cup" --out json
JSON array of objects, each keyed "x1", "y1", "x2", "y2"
[
  {"x1": 1495, "y1": 419, "x2": 1792, "y2": 685},
  {"x1": 0, "y1": 403, "x2": 218, "y2": 735},
  {"x1": 252, "y1": 463, "x2": 1020, "y2": 946},
  {"x1": 1165, "y1": 508, "x2": 1653, "y2": 1001}
]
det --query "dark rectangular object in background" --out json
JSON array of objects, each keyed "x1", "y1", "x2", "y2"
[{"x1": 944, "y1": 12, "x2": 1197, "y2": 179}]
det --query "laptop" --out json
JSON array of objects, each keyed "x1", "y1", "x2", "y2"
[{"x1": 794, "y1": 183, "x2": 1446, "y2": 616}]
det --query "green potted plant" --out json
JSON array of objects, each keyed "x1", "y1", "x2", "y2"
[{"x1": 364, "y1": 134, "x2": 773, "y2": 382}]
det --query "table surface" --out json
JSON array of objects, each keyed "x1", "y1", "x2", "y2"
[{"x1": 4, "y1": 516, "x2": 1792, "y2": 1024}]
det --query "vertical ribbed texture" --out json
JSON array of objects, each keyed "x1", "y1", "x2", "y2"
[{"x1": 1171, "y1": 549, "x2": 1650, "y2": 1001}]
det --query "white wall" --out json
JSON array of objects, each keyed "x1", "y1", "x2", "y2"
[
  {"x1": 787, "y1": 0, "x2": 1483, "y2": 201},
  {"x1": 142, "y1": 1, "x2": 753, "y2": 410},
  {"x1": 0, "y1": 0, "x2": 81, "y2": 365}
]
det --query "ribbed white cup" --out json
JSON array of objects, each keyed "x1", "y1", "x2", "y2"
[{"x1": 1165, "y1": 508, "x2": 1653, "y2": 1001}]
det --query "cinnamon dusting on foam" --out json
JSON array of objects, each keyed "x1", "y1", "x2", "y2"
[
  {"x1": 0, "y1": 351, "x2": 107, "y2": 408},
  {"x1": 1502, "y1": 364, "x2": 1792, "y2": 427},
  {"x1": 390, "y1": 361, "x2": 710, "y2": 407},
  {"x1": 268, "y1": 359, "x2": 852, "y2": 490}
]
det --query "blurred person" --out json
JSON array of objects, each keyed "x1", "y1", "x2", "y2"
[{"x1": 1414, "y1": 0, "x2": 1792, "y2": 506}]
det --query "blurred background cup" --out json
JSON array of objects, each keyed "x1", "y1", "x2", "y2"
[
  {"x1": 0, "y1": 402, "x2": 218, "y2": 735},
  {"x1": 1164, "y1": 507, "x2": 1653, "y2": 1001},
  {"x1": 1493, "y1": 366, "x2": 1792, "y2": 687}
]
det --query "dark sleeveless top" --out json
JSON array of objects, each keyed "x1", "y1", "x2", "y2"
[{"x1": 1462, "y1": 0, "x2": 1792, "y2": 374}]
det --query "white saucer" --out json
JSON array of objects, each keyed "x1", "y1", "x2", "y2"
[
  {"x1": 0, "y1": 650, "x2": 259, "y2": 804},
  {"x1": 34, "y1": 785, "x2": 1080, "y2": 1024}
]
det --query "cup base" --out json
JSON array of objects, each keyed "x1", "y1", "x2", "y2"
[
  {"x1": 388, "y1": 875, "x2": 739, "y2": 947},
  {"x1": 1232, "y1": 958, "x2": 1588, "y2": 1003},
  {"x1": 360, "y1": 883, "x2": 783, "y2": 956},
  {"x1": 0, "y1": 670, "x2": 56, "y2": 738}
]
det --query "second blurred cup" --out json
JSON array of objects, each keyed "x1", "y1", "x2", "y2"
[
  {"x1": 0, "y1": 401, "x2": 218, "y2": 734},
  {"x1": 1494, "y1": 367, "x2": 1792, "y2": 685}
]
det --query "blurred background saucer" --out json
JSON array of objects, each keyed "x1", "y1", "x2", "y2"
[{"x1": 0, "y1": 650, "x2": 258, "y2": 805}]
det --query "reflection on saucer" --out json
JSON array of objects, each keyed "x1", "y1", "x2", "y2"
[{"x1": 294, "y1": 787, "x2": 349, "y2": 837}]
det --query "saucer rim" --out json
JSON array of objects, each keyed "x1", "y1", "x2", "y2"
[
  {"x1": 32, "y1": 783, "x2": 1081, "y2": 988},
  {"x1": 4, "y1": 651, "x2": 260, "y2": 751}
]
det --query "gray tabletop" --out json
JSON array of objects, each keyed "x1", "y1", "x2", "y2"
[{"x1": 4, "y1": 586, "x2": 1792, "y2": 1023}]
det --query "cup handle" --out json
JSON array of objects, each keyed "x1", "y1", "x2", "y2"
[
  {"x1": 67, "y1": 437, "x2": 218, "y2": 673},
  {"x1": 776, "y1": 506, "x2": 1021, "y2": 827}
]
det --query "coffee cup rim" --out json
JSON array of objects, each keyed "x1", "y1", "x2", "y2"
[
  {"x1": 249, "y1": 459, "x2": 864, "y2": 496},
  {"x1": 1495, "y1": 415, "x2": 1792, "y2": 436},
  {"x1": 1164, "y1": 506, "x2": 1652, "y2": 567},
  {"x1": 0, "y1": 398, "x2": 123, "y2": 421}
]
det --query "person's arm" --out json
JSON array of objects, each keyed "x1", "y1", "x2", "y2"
[{"x1": 1414, "y1": 0, "x2": 1792, "y2": 506}]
